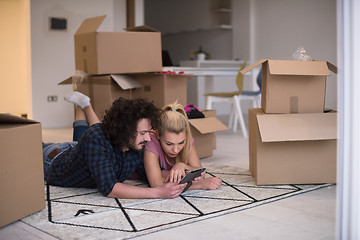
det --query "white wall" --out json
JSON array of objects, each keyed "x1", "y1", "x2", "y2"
[
  {"x1": 31, "y1": 0, "x2": 127, "y2": 128},
  {"x1": 232, "y1": 0, "x2": 250, "y2": 60}
]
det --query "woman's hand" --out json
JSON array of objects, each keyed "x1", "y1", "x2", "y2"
[
  {"x1": 165, "y1": 162, "x2": 187, "y2": 183},
  {"x1": 191, "y1": 171, "x2": 206, "y2": 185},
  {"x1": 198, "y1": 177, "x2": 222, "y2": 190}
]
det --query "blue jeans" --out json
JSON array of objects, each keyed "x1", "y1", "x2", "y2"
[{"x1": 42, "y1": 120, "x2": 89, "y2": 179}]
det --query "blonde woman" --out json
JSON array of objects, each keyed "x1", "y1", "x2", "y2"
[{"x1": 144, "y1": 101, "x2": 222, "y2": 191}]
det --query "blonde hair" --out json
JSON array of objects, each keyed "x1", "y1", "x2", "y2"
[{"x1": 158, "y1": 101, "x2": 192, "y2": 164}]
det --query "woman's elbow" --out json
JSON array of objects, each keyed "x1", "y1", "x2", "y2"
[{"x1": 148, "y1": 179, "x2": 164, "y2": 188}]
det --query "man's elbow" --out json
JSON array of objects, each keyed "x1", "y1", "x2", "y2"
[
  {"x1": 106, "y1": 192, "x2": 115, "y2": 198},
  {"x1": 105, "y1": 183, "x2": 117, "y2": 198}
]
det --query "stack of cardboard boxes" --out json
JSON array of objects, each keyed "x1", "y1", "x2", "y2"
[
  {"x1": 241, "y1": 59, "x2": 337, "y2": 185},
  {"x1": 59, "y1": 15, "x2": 188, "y2": 120},
  {"x1": 60, "y1": 15, "x2": 227, "y2": 158}
]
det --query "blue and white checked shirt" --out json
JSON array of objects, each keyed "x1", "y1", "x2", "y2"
[{"x1": 47, "y1": 123, "x2": 145, "y2": 196}]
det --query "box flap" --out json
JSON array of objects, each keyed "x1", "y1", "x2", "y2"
[
  {"x1": 189, "y1": 117, "x2": 228, "y2": 134},
  {"x1": 268, "y1": 60, "x2": 330, "y2": 76},
  {"x1": 327, "y1": 61, "x2": 338, "y2": 74},
  {"x1": 240, "y1": 59, "x2": 267, "y2": 74},
  {"x1": 75, "y1": 15, "x2": 106, "y2": 35},
  {"x1": 124, "y1": 25, "x2": 158, "y2": 32},
  {"x1": 0, "y1": 113, "x2": 38, "y2": 124},
  {"x1": 110, "y1": 75, "x2": 142, "y2": 90},
  {"x1": 58, "y1": 75, "x2": 142, "y2": 90},
  {"x1": 58, "y1": 76, "x2": 73, "y2": 85},
  {"x1": 257, "y1": 112, "x2": 337, "y2": 142}
]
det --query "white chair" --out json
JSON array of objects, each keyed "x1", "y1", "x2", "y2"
[{"x1": 205, "y1": 62, "x2": 261, "y2": 138}]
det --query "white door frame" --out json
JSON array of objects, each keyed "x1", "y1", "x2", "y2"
[{"x1": 336, "y1": 0, "x2": 360, "y2": 238}]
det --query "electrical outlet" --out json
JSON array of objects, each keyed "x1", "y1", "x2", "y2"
[{"x1": 47, "y1": 95, "x2": 58, "y2": 102}]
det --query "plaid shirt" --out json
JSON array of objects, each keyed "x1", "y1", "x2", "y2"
[{"x1": 47, "y1": 123, "x2": 145, "y2": 196}]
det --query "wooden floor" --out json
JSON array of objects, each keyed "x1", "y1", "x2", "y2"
[{"x1": 0, "y1": 122, "x2": 336, "y2": 240}]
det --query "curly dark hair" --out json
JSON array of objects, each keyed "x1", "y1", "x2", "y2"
[{"x1": 102, "y1": 97, "x2": 160, "y2": 148}]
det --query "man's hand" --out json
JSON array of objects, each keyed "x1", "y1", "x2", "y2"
[
  {"x1": 108, "y1": 182, "x2": 187, "y2": 199},
  {"x1": 156, "y1": 182, "x2": 187, "y2": 199}
]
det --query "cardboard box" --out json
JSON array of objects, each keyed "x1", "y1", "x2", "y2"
[
  {"x1": 60, "y1": 73, "x2": 189, "y2": 120},
  {"x1": 248, "y1": 108, "x2": 337, "y2": 185},
  {"x1": 130, "y1": 73, "x2": 188, "y2": 111},
  {"x1": 189, "y1": 111, "x2": 228, "y2": 158},
  {"x1": 74, "y1": 15, "x2": 162, "y2": 74},
  {"x1": 241, "y1": 59, "x2": 337, "y2": 114},
  {"x1": 202, "y1": 109, "x2": 217, "y2": 118},
  {"x1": 0, "y1": 114, "x2": 45, "y2": 227},
  {"x1": 201, "y1": 109, "x2": 218, "y2": 149}
]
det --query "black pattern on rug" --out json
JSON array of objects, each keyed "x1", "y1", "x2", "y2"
[{"x1": 22, "y1": 166, "x2": 333, "y2": 240}]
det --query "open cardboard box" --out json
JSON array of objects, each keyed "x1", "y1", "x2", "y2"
[
  {"x1": 241, "y1": 59, "x2": 337, "y2": 114},
  {"x1": 0, "y1": 114, "x2": 45, "y2": 227},
  {"x1": 189, "y1": 110, "x2": 228, "y2": 158},
  {"x1": 74, "y1": 15, "x2": 162, "y2": 74},
  {"x1": 60, "y1": 73, "x2": 189, "y2": 120},
  {"x1": 248, "y1": 108, "x2": 337, "y2": 185}
]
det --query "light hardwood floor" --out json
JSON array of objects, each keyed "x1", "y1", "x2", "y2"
[{"x1": 0, "y1": 123, "x2": 336, "y2": 240}]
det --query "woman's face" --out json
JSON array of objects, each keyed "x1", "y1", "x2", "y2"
[{"x1": 158, "y1": 130, "x2": 186, "y2": 158}]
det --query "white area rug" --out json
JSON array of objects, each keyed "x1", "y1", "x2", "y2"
[{"x1": 22, "y1": 165, "x2": 333, "y2": 239}]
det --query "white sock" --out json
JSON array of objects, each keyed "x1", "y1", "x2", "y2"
[{"x1": 64, "y1": 91, "x2": 90, "y2": 109}]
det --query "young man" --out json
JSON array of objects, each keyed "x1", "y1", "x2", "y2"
[{"x1": 43, "y1": 91, "x2": 186, "y2": 199}]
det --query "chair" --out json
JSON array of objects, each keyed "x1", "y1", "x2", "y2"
[
  {"x1": 228, "y1": 71, "x2": 261, "y2": 134},
  {"x1": 205, "y1": 61, "x2": 261, "y2": 138}
]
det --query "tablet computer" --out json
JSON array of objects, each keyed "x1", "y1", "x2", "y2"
[{"x1": 179, "y1": 168, "x2": 206, "y2": 192}]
